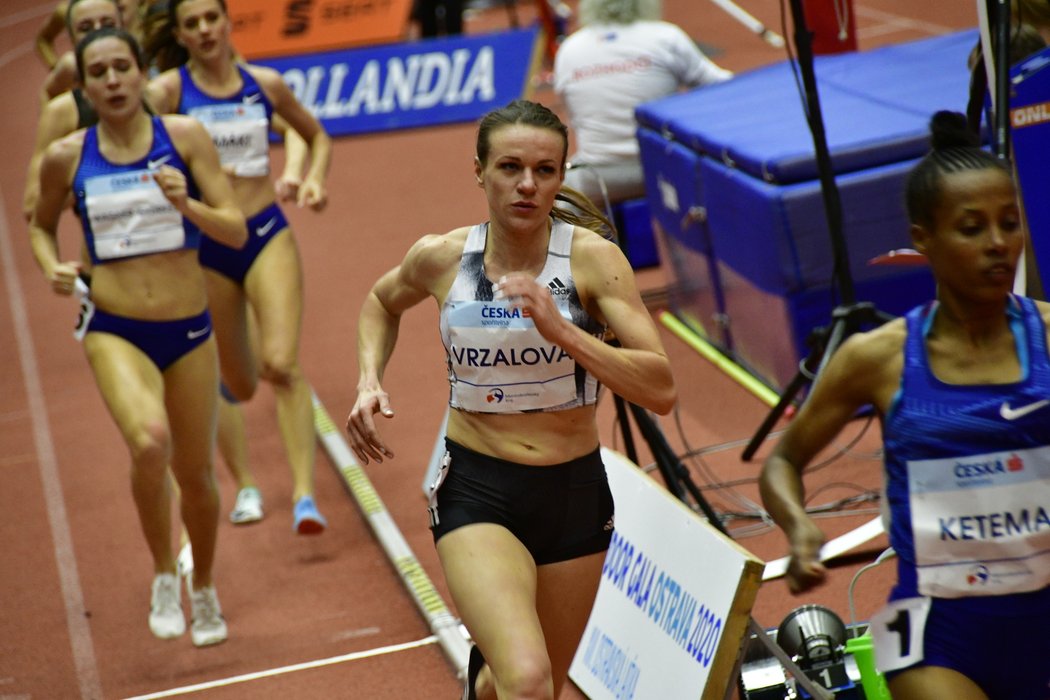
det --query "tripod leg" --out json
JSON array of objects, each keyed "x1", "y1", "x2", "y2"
[
  {"x1": 613, "y1": 394, "x2": 639, "y2": 465},
  {"x1": 627, "y1": 402, "x2": 728, "y2": 535},
  {"x1": 814, "y1": 314, "x2": 848, "y2": 379},
  {"x1": 677, "y1": 466, "x2": 727, "y2": 535},
  {"x1": 628, "y1": 402, "x2": 686, "y2": 501},
  {"x1": 741, "y1": 369, "x2": 809, "y2": 461},
  {"x1": 743, "y1": 312, "x2": 860, "y2": 462}
]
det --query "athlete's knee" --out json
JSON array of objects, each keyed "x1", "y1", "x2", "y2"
[
  {"x1": 493, "y1": 651, "x2": 552, "y2": 700},
  {"x1": 174, "y1": 465, "x2": 218, "y2": 502},
  {"x1": 260, "y1": 354, "x2": 300, "y2": 389},
  {"x1": 127, "y1": 420, "x2": 170, "y2": 469}
]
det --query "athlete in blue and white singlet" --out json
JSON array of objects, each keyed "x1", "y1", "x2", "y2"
[
  {"x1": 29, "y1": 27, "x2": 247, "y2": 646},
  {"x1": 175, "y1": 63, "x2": 287, "y2": 283},
  {"x1": 871, "y1": 296, "x2": 1050, "y2": 695},
  {"x1": 884, "y1": 296, "x2": 1050, "y2": 604},
  {"x1": 761, "y1": 110, "x2": 1050, "y2": 699},
  {"x1": 176, "y1": 63, "x2": 272, "y2": 178},
  {"x1": 74, "y1": 114, "x2": 203, "y2": 265},
  {"x1": 145, "y1": 0, "x2": 334, "y2": 534},
  {"x1": 72, "y1": 115, "x2": 216, "y2": 368}
]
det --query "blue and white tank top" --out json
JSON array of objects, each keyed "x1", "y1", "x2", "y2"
[
  {"x1": 883, "y1": 296, "x2": 1050, "y2": 606},
  {"x1": 73, "y1": 116, "x2": 202, "y2": 265},
  {"x1": 177, "y1": 64, "x2": 272, "y2": 177},
  {"x1": 439, "y1": 220, "x2": 606, "y2": 413}
]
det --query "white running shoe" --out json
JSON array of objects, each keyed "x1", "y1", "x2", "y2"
[
  {"x1": 189, "y1": 585, "x2": 228, "y2": 647},
  {"x1": 176, "y1": 542, "x2": 194, "y2": 581},
  {"x1": 229, "y1": 487, "x2": 264, "y2": 524},
  {"x1": 149, "y1": 573, "x2": 186, "y2": 639}
]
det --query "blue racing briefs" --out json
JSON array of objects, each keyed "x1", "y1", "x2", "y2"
[
  {"x1": 87, "y1": 307, "x2": 212, "y2": 372},
  {"x1": 885, "y1": 591, "x2": 1050, "y2": 698},
  {"x1": 430, "y1": 438, "x2": 614, "y2": 565},
  {"x1": 199, "y1": 202, "x2": 287, "y2": 284}
]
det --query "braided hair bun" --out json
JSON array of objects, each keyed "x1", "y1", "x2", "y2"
[{"x1": 929, "y1": 110, "x2": 980, "y2": 151}]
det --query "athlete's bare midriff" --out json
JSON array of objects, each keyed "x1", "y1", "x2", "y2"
[{"x1": 447, "y1": 403, "x2": 601, "y2": 465}]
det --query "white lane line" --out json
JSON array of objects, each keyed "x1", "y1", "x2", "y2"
[
  {"x1": 0, "y1": 407, "x2": 30, "y2": 422},
  {"x1": 122, "y1": 636, "x2": 440, "y2": 699},
  {"x1": 0, "y1": 3, "x2": 54, "y2": 29},
  {"x1": 855, "y1": 5, "x2": 959, "y2": 38},
  {"x1": 0, "y1": 192, "x2": 102, "y2": 695},
  {"x1": 312, "y1": 395, "x2": 472, "y2": 676},
  {"x1": 0, "y1": 42, "x2": 34, "y2": 70}
]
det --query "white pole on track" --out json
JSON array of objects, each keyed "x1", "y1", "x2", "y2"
[
  {"x1": 311, "y1": 391, "x2": 472, "y2": 678},
  {"x1": 708, "y1": 0, "x2": 786, "y2": 47}
]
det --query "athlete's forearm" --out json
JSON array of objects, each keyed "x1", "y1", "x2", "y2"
[{"x1": 356, "y1": 291, "x2": 402, "y2": 390}]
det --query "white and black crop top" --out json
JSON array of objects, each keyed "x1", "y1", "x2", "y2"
[{"x1": 438, "y1": 220, "x2": 606, "y2": 413}]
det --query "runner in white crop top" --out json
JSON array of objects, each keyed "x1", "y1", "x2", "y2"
[
  {"x1": 347, "y1": 100, "x2": 675, "y2": 700},
  {"x1": 440, "y1": 220, "x2": 606, "y2": 413}
]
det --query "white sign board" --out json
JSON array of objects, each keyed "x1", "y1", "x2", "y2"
[{"x1": 569, "y1": 449, "x2": 763, "y2": 700}]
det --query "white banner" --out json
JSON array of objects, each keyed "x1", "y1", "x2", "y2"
[{"x1": 569, "y1": 449, "x2": 763, "y2": 700}]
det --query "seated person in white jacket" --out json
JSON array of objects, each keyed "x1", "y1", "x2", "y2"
[{"x1": 554, "y1": 0, "x2": 732, "y2": 209}]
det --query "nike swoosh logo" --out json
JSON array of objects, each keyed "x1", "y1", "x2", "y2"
[
  {"x1": 147, "y1": 154, "x2": 171, "y2": 170},
  {"x1": 187, "y1": 326, "x2": 210, "y2": 340},
  {"x1": 256, "y1": 217, "x2": 277, "y2": 236},
  {"x1": 243, "y1": 93, "x2": 262, "y2": 104},
  {"x1": 1000, "y1": 399, "x2": 1050, "y2": 420}
]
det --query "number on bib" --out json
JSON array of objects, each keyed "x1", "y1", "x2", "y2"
[
  {"x1": 869, "y1": 596, "x2": 931, "y2": 673},
  {"x1": 73, "y1": 277, "x2": 95, "y2": 342}
]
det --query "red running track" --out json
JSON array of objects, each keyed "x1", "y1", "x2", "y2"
[{"x1": 0, "y1": 0, "x2": 977, "y2": 697}]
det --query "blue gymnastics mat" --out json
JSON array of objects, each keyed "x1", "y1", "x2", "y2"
[
  {"x1": 636, "y1": 29, "x2": 978, "y2": 185},
  {"x1": 635, "y1": 31, "x2": 973, "y2": 388}
]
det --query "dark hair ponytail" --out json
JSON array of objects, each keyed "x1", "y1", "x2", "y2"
[{"x1": 141, "y1": 0, "x2": 188, "y2": 72}]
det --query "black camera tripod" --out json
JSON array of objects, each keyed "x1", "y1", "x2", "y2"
[
  {"x1": 612, "y1": 393, "x2": 729, "y2": 535},
  {"x1": 740, "y1": 0, "x2": 897, "y2": 462}
]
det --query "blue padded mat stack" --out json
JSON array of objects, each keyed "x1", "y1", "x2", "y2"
[
  {"x1": 636, "y1": 30, "x2": 978, "y2": 389},
  {"x1": 1011, "y1": 46, "x2": 1050, "y2": 293}
]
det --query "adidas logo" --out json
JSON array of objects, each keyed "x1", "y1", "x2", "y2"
[{"x1": 547, "y1": 277, "x2": 571, "y2": 296}]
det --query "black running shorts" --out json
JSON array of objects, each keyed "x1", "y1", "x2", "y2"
[{"x1": 429, "y1": 438, "x2": 614, "y2": 565}]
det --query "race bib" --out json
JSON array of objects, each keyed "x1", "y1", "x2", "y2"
[
  {"x1": 427, "y1": 451, "x2": 452, "y2": 528},
  {"x1": 188, "y1": 102, "x2": 269, "y2": 177},
  {"x1": 869, "y1": 596, "x2": 931, "y2": 673},
  {"x1": 908, "y1": 446, "x2": 1050, "y2": 597},
  {"x1": 84, "y1": 170, "x2": 184, "y2": 260},
  {"x1": 446, "y1": 300, "x2": 577, "y2": 412},
  {"x1": 72, "y1": 276, "x2": 94, "y2": 341}
]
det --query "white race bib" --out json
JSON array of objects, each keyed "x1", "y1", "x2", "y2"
[
  {"x1": 188, "y1": 102, "x2": 269, "y2": 177},
  {"x1": 908, "y1": 445, "x2": 1050, "y2": 597},
  {"x1": 446, "y1": 300, "x2": 577, "y2": 412},
  {"x1": 84, "y1": 170, "x2": 184, "y2": 260},
  {"x1": 427, "y1": 450, "x2": 452, "y2": 528},
  {"x1": 869, "y1": 596, "x2": 931, "y2": 673},
  {"x1": 72, "y1": 276, "x2": 94, "y2": 341}
]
